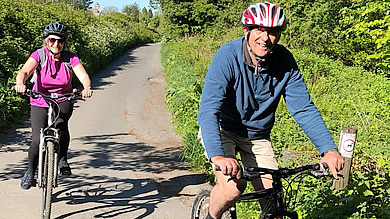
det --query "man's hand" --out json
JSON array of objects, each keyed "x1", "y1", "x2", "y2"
[
  {"x1": 210, "y1": 155, "x2": 241, "y2": 179},
  {"x1": 321, "y1": 151, "x2": 344, "y2": 179}
]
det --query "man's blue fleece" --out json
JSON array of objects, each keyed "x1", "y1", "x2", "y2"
[{"x1": 197, "y1": 36, "x2": 337, "y2": 159}]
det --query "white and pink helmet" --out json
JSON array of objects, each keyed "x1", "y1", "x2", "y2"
[{"x1": 241, "y1": 2, "x2": 287, "y2": 30}]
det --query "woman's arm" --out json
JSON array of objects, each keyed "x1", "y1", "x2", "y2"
[
  {"x1": 72, "y1": 63, "x2": 93, "y2": 98},
  {"x1": 14, "y1": 57, "x2": 38, "y2": 93}
]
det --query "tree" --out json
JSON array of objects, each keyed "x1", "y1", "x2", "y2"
[
  {"x1": 139, "y1": 7, "x2": 149, "y2": 25},
  {"x1": 101, "y1": 6, "x2": 119, "y2": 14},
  {"x1": 31, "y1": 0, "x2": 93, "y2": 10},
  {"x1": 123, "y1": 3, "x2": 139, "y2": 22}
]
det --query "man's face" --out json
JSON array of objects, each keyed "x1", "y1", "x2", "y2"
[{"x1": 245, "y1": 26, "x2": 280, "y2": 58}]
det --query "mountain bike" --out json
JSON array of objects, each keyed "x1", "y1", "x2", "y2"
[
  {"x1": 191, "y1": 162, "x2": 330, "y2": 219},
  {"x1": 17, "y1": 88, "x2": 83, "y2": 219}
]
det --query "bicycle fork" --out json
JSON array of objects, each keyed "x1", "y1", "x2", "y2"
[{"x1": 37, "y1": 128, "x2": 60, "y2": 188}]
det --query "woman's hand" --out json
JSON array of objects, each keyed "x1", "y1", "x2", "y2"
[
  {"x1": 82, "y1": 87, "x2": 93, "y2": 98},
  {"x1": 13, "y1": 84, "x2": 27, "y2": 93}
]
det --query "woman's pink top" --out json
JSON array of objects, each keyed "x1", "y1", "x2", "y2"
[{"x1": 30, "y1": 48, "x2": 81, "y2": 108}]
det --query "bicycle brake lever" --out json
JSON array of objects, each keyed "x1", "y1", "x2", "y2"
[
  {"x1": 227, "y1": 177, "x2": 236, "y2": 182},
  {"x1": 310, "y1": 163, "x2": 329, "y2": 178}
]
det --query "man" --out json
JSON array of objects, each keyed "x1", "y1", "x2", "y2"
[{"x1": 197, "y1": 2, "x2": 344, "y2": 219}]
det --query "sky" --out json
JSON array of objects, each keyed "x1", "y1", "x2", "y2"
[{"x1": 92, "y1": 0, "x2": 152, "y2": 12}]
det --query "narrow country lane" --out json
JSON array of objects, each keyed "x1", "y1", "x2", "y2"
[{"x1": 0, "y1": 43, "x2": 208, "y2": 219}]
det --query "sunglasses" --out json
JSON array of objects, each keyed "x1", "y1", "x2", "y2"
[{"x1": 48, "y1": 38, "x2": 65, "y2": 45}]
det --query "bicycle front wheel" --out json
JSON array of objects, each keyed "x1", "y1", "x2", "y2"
[
  {"x1": 191, "y1": 186, "x2": 232, "y2": 219},
  {"x1": 42, "y1": 140, "x2": 55, "y2": 219}
]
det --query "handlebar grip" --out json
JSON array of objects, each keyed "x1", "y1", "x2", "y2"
[{"x1": 310, "y1": 163, "x2": 329, "y2": 178}]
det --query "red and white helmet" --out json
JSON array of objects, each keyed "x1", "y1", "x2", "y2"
[{"x1": 241, "y1": 2, "x2": 287, "y2": 30}]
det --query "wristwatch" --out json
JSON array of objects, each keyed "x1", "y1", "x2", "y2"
[{"x1": 321, "y1": 148, "x2": 340, "y2": 157}]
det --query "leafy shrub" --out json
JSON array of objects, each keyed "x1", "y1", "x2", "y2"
[{"x1": 279, "y1": 0, "x2": 389, "y2": 73}]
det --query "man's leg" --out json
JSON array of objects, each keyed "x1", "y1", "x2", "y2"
[
  {"x1": 198, "y1": 129, "x2": 245, "y2": 218},
  {"x1": 250, "y1": 175, "x2": 273, "y2": 209},
  {"x1": 209, "y1": 171, "x2": 247, "y2": 219},
  {"x1": 239, "y1": 138, "x2": 278, "y2": 210}
]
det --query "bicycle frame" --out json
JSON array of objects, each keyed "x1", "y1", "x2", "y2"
[
  {"x1": 235, "y1": 175, "x2": 298, "y2": 219},
  {"x1": 191, "y1": 163, "x2": 328, "y2": 219}
]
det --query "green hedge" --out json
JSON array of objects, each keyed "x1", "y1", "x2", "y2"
[
  {"x1": 0, "y1": 0, "x2": 159, "y2": 130},
  {"x1": 156, "y1": 0, "x2": 389, "y2": 72}
]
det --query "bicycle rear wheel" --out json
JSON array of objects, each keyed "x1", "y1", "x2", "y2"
[
  {"x1": 191, "y1": 186, "x2": 232, "y2": 219},
  {"x1": 42, "y1": 140, "x2": 55, "y2": 219}
]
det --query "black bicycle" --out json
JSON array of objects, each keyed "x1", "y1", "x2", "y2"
[
  {"x1": 191, "y1": 162, "x2": 330, "y2": 219},
  {"x1": 17, "y1": 88, "x2": 83, "y2": 219}
]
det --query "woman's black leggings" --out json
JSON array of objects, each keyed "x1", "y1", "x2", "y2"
[{"x1": 28, "y1": 101, "x2": 74, "y2": 174}]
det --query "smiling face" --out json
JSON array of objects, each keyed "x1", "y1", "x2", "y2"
[
  {"x1": 244, "y1": 26, "x2": 280, "y2": 60},
  {"x1": 46, "y1": 34, "x2": 65, "y2": 55}
]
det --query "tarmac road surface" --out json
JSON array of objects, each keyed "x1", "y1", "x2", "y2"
[{"x1": 0, "y1": 43, "x2": 208, "y2": 219}]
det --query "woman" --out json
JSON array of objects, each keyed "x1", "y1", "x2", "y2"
[{"x1": 14, "y1": 22, "x2": 93, "y2": 190}]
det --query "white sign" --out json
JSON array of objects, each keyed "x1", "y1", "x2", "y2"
[{"x1": 339, "y1": 132, "x2": 356, "y2": 158}]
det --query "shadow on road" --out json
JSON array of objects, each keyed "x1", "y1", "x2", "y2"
[
  {"x1": 1, "y1": 132, "x2": 207, "y2": 218},
  {"x1": 70, "y1": 133, "x2": 186, "y2": 173},
  {"x1": 54, "y1": 176, "x2": 162, "y2": 219},
  {"x1": 56, "y1": 132, "x2": 207, "y2": 218}
]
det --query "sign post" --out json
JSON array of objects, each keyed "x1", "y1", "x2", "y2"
[{"x1": 333, "y1": 127, "x2": 357, "y2": 190}]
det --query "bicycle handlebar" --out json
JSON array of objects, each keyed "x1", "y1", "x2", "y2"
[
  {"x1": 12, "y1": 87, "x2": 83, "y2": 102},
  {"x1": 215, "y1": 162, "x2": 329, "y2": 181}
]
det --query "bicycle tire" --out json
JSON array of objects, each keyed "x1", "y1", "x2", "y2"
[
  {"x1": 42, "y1": 140, "x2": 55, "y2": 219},
  {"x1": 191, "y1": 186, "x2": 232, "y2": 219}
]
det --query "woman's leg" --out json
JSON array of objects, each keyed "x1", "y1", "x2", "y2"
[
  {"x1": 29, "y1": 105, "x2": 48, "y2": 174},
  {"x1": 55, "y1": 101, "x2": 74, "y2": 160},
  {"x1": 21, "y1": 105, "x2": 47, "y2": 189}
]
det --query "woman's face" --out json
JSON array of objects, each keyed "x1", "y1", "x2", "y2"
[{"x1": 47, "y1": 34, "x2": 65, "y2": 54}]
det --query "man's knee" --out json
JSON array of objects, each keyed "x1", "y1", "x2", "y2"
[{"x1": 215, "y1": 178, "x2": 246, "y2": 199}]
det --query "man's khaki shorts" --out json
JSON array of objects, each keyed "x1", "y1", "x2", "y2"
[{"x1": 198, "y1": 129, "x2": 278, "y2": 169}]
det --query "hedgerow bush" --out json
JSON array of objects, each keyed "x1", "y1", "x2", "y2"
[
  {"x1": 278, "y1": 0, "x2": 389, "y2": 73},
  {"x1": 156, "y1": 0, "x2": 389, "y2": 72},
  {"x1": 162, "y1": 28, "x2": 242, "y2": 168},
  {"x1": 0, "y1": 0, "x2": 159, "y2": 130}
]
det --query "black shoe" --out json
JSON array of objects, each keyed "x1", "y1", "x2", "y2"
[
  {"x1": 59, "y1": 158, "x2": 72, "y2": 175},
  {"x1": 21, "y1": 170, "x2": 34, "y2": 190}
]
